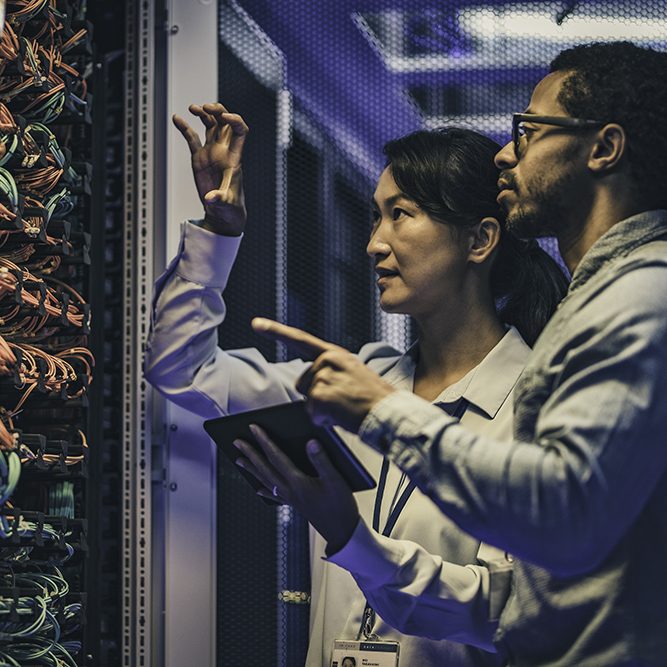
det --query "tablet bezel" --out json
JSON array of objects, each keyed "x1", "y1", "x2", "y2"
[{"x1": 203, "y1": 401, "x2": 376, "y2": 504}]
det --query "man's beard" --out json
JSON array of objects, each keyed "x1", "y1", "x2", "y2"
[
  {"x1": 502, "y1": 150, "x2": 582, "y2": 240},
  {"x1": 506, "y1": 196, "x2": 563, "y2": 238}
]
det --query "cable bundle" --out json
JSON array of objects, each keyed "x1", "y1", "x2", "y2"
[
  {"x1": 0, "y1": 343, "x2": 93, "y2": 426},
  {"x1": 0, "y1": 449, "x2": 20, "y2": 504},
  {"x1": 0, "y1": 105, "x2": 78, "y2": 246},
  {"x1": 47, "y1": 481, "x2": 72, "y2": 518},
  {"x1": 0, "y1": 2, "x2": 93, "y2": 659},
  {"x1": 19, "y1": 427, "x2": 88, "y2": 471},
  {"x1": 0, "y1": 261, "x2": 88, "y2": 340},
  {"x1": 0, "y1": 563, "x2": 81, "y2": 665},
  {"x1": 0, "y1": 166, "x2": 19, "y2": 227},
  {"x1": 0, "y1": 2, "x2": 89, "y2": 125},
  {"x1": 0, "y1": 508, "x2": 77, "y2": 560}
]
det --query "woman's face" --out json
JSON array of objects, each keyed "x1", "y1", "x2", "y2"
[{"x1": 368, "y1": 167, "x2": 471, "y2": 318}]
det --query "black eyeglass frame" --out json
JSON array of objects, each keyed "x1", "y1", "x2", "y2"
[{"x1": 512, "y1": 113, "x2": 605, "y2": 155}]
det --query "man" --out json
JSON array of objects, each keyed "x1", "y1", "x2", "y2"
[{"x1": 240, "y1": 42, "x2": 667, "y2": 665}]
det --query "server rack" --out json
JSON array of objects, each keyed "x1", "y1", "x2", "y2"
[{"x1": 0, "y1": 2, "x2": 96, "y2": 664}]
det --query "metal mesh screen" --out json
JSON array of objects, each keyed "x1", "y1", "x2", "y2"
[
  {"x1": 216, "y1": 35, "x2": 280, "y2": 667},
  {"x1": 216, "y1": 1, "x2": 667, "y2": 665}
]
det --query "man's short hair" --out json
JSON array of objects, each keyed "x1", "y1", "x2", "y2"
[{"x1": 550, "y1": 41, "x2": 667, "y2": 209}]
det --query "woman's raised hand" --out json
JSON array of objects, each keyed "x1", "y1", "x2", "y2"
[{"x1": 172, "y1": 103, "x2": 248, "y2": 235}]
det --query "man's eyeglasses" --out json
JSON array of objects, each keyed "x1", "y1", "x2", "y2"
[{"x1": 512, "y1": 113, "x2": 604, "y2": 155}]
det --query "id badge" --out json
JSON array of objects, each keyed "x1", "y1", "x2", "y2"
[{"x1": 331, "y1": 639, "x2": 400, "y2": 667}]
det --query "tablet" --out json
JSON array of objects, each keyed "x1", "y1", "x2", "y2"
[{"x1": 204, "y1": 401, "x2": 376, "y2": 503}]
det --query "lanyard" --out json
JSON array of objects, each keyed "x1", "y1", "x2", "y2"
[
  {"x1": 358, "y1": 397, "x2": 469, "y2": 640},
  {"x1": 372, "y1": 458, "x2": 414, "y2": 537}
]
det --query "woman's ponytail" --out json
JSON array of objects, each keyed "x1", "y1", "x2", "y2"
[{"x1": 492, "y1": 234, "x2": 569, "y2": 346}]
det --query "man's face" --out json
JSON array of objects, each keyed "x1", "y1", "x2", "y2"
[{"x1": 494, "y1": 71, "x2": 592, "y2": 239}]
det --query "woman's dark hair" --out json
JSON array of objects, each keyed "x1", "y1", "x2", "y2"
[{"x1": 383, "y1": 128, "x2": 568, "y2": 346}]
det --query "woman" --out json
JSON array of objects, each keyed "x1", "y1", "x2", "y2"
[{"x1": 144, "y1": 103, "x2": 568, "y2": 666}]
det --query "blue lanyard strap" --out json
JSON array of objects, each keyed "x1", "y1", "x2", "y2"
[
  {"x1": 359, "y1": 398, "x2": 469, "y2": 640},
  {"x1": 372, "y1": 457, "x2": 415, "y2": 536},
  {"x1": 371, "y1": 397, "x2": 469, "y2": 537}
]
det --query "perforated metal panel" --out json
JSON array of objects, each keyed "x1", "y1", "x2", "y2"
[{"x1": 216, "y1": 5, "x2": 282, "y2": 665}]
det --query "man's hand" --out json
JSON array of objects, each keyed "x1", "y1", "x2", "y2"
[
  {"x1": 172, "y1": 103, "x2": 248, "y2": 235},
  {"x1": 234, "y1": 426, "x2": 360, "y2": 555},
  {"x1": 252, "y1": 318, "x2": 396, "y2": 432}
]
